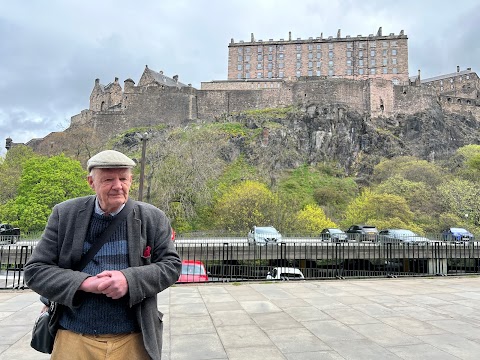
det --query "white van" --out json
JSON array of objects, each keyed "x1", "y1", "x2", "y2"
[{"x1": 266, "y1": 267, "x2": 305, "y2": 280}]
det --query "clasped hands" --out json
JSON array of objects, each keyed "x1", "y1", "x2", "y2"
[{"x1": 79, "y1": 270, "x2": 128, "y2": 299}]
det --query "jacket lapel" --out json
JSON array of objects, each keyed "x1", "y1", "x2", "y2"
[
  {"x1": 71, "y1": 196, "x2": 95, "y2": 266},
  {"x1": 127, "y1": 202, "x2": 142, "y2": 267}
]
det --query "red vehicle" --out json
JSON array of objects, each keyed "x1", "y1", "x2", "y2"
[{"x1": 177, "y1": 260, "x2": 209, "y2": 283}]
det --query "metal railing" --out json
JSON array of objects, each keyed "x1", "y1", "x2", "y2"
[{"x1": 1, "y1": 240, "x2": 479, "y2": 289}]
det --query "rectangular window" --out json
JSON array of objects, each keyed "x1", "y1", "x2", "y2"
[
  {"x1": 392, "y1": 49, "x2": 397, "y2": 56},
  {"x1": 245, "y1": 64, "x2": 250, "y2": 70},
  {"x1": 279, "y1": 71, "x2": 284, "y2": 78},
  {"x1": 392, "y1": 58, "x2": 397, "y2": 65},
  {"x1": 278, "y1": 62, "x2": 284, "y2": 68},
  {"x1": 257, "y1": 72, "x2": 262, "y2": 78},
  {"x1": 238, "y1": 55, "x2": 243, "y2": 62},
  {"x1": 328, "y1": 43, "x2": 333, "y2": 49},
  {"x1": 296, "y1": 62, "x2": 301, "y2": 69},
  {"x1": 297, "y1": 53, "x2": 301, "y2": 59},
  {"x1": 245, "y1": 55, "x2": 250, "y2": 62},
  {"x1": 370, "y1": 68, "x2": 376, "y2": 74},
  {"x1": 308, "y1": 61, "x2": 313, "y2": 68},
  {"x1": 347, "y1": 42, "x2": 353, "y2": 49},
  {"x1": 316, "y1": 52, "x2": 321, "y2": 59},
  {"x1": 246, "y1": 72, "x2": 250, "y2": 79},
  {"x1": 237, "y1": 73, "x2": 242, "y2": 79},
  {"x1": 391, "y1": 41, "x2": 397, "y2": 47},
  {"x1": 329, "y1": 51, "x2": 333, "y2": 58},
  {"x1": 268, "y1": 63, "x2": 273, "y2": 70},
  {"x1": 328, "y1": 60, "x2": 333, "y2": 67},
  {"x1": 257, "y1": 54, "x2": 263, "y2": 61},
  {"x1": 371, "y1": 50, "x2": 376, "y2": 57},
  {"x1": 316, "y1": 70, "x2": 321, "y2": 76},
  {"x1": 371, "y1": 59, "x2": 376, "y2": 66},
  {"x1": 268, "y1": 54, "x2": 273, "y2": 61},
  {"x1": 383, "y1": 49, "x2": 387, "y2": 56},
  {"x1": 296, "y1": 70, "x2": 301, "y2": 77},
  {"x1": 296, "y1": 45, "x2": 301, "y2": 51},
  {"x1": 257, "y1": 63, "x2": 262, "y2": 69},
  {"x1": 268, "y1": 46, "x2": 273, "y2": 52},
  {"x1": 358, "y1": 50, "x2": 363, "y2": 58},
  {"x1": 440, "y1": 86, "x2": 443, "y2": 91},
  {"x1": 258, "y1": 46, "x2": 262, "y2": 53},
  {"x1": 279, "y1": 45, "x2": 284, "y2": 52},
  {"x1": 308, "y1": 44, "x2": 313, "y2": 51},
  {"x1": 382, "y1": 58, "x2": 387, "y2": 65},
  {"x1": 359, "y1": 59, "x2": 364, "y2": 66},
  {"x1": 308, "y1": 53, "x2": 313, "y2": 59},
  {"x1": 316, "y1": 61, "x2": 321, "y2": 68},
  {"x1": 246, "y1": 48, "x2": 250, "y2": 54},
  {"x1": 347, "y1": 69, "x2": 352, "y2": 75},
  {"x1": 346, "y1": 60, "x2": 352, "y2": 66},
  {"x1": 347, "y1": 51, "x2": 352, "y2": 58},
  {"x1": 359, "y1": 68, "x2": 364, "y2": 75},
  {"x1": 382, "y1": 68, "x2": 387, "y2": 74},
  {"x1": 316, "y1": 44, "x2": 321, "y2": 50},
  {"x1": 268, "y1": 71, "x2": 272, "y2": 78},
  {"x1": 392, "y1": 68, "x2": 398, "y2": 74},
  {"x1": 278, "y1": 53, "x2": 284, "y2": 60},
  {"x1": 308, "y1": 70, "x2": 313, "y2": 76},
  {"x1": 358, "y1": 42, "x2": 364, "y2": 48},
  {"x1": 370, "y1": 42, "x2": 376, "y2": 47},
  {"x1": 237, "y1": 64, "x2": 242, "y2": 70},
  {"x1": 383, "y1": 41, "x2": 388, "y2": 47},
  {"x1": 238, "y1": 48, "x2": 243, "y2": 54},
  {"x1": 328, "y1": 69, "x2": 334, "y2": 76}
]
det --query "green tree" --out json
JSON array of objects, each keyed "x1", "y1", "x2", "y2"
[
  {"x1": 342, "y1": 189, "x2": 416, "y2": 230},
  {"x1": 293, "y1": 204, "x2": 337, "y2": 236},
  {"x1": 0, "y1": 154, "x2": 93, "y2": 232},
  {"x1": 373, "y1": 156, "x2": 443, "y2": 186},
  {"x1": 213, "y1": 180, "x2": 275, "y2": 232},
  {"x1": 437, "y1": 179, "x2": 480, "y2": 226}
]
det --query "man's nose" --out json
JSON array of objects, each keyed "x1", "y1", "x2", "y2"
[{"x1": 112, "y1": 178, "x2": 123, "y2": 188}]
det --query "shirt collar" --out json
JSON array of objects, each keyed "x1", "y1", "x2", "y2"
[{"x1": 94, "y1": 197, "x2": 125, "y2": 217}]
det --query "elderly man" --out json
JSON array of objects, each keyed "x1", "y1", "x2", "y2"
[{"x1": 25, "y1": 149, "x2": 182, "y2": 360}]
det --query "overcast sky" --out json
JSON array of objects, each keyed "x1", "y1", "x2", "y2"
[{"x1": 1, "y1": 0, "x2": 479, "y2": 157}]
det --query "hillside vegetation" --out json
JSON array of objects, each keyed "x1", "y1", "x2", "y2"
[{"x1": 1, "y1": 105, "x2": 480, "y2": 236}]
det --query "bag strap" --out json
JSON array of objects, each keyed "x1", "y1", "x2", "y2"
[{"x1": 74, "y1": 200, "x2": 134, "y2": 271}]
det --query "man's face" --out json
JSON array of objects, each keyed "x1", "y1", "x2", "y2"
[{"x1": 87, "y1": 168, "x2": 133, "y2": 214}]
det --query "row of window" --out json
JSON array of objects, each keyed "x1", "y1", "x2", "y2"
[
  {"x1": 237, "y1": 59, "x2": 399, "y2": 71},
  {"x1": 237, "y1": 67, "x2": 399, "y2": 79},
  {"x1": 237, "y1": 49, "x2": 398, "y2": 63},
  {"x1": 236, "y1": 40, "x2": 399, "y2": 54}
]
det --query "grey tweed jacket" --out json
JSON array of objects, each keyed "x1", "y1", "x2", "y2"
[{"x1": 24, "y1": 195, "x2": 182, "y2": 360}]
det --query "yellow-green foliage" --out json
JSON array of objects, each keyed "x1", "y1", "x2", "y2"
[
  {"x1": 242, "y1": 106, "x2": 294, "y2": 120},
  {"x1": 213, "y1": 180, "x2": 275, "y2": 232},
  {"x1": 294, "y1": 204, "x2": 337, "y2": 235}
]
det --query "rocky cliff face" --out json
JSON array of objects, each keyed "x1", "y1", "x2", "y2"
[{"x1": 230, "y1": 102, "x2": 480, "y2": 179}]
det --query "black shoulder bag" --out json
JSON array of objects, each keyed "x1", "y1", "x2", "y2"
[{"x1": 30, "y1": 200, "x2": 134, "y2": 354}]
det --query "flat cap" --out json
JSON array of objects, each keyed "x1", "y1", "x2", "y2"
[{"x1": 87, "y1": 150, "x2": 136, "y2": 172}]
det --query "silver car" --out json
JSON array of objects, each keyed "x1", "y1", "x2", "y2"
[
  {"x1": 378, "y1": 229, "x2": 431, "y2": 245},
  {"x1": 320, "y1": 228, "x2": 349, "y2": 242},
  {"x1": 247, "y1": 226, "x2": 282, "y2": 245}
]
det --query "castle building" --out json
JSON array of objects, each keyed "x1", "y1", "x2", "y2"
[{"x1": 227, "y1": 27, "x2": 409, "y2": 85}]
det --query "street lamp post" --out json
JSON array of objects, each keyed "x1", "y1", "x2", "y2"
[{"x1": 138, "y1": 132, "x2": 149, "y2": 202}]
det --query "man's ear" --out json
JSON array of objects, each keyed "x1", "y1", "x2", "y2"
[{"x1": 87, "y1": 176, "x2": 95, "y2": 190}]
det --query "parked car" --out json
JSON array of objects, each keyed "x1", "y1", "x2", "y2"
[
  {"x1": 177, "y1": 260, "x2": 209, "y2": 283},
  {"x1": 266, "y1": 267, "x2": 305, "y2": 280},
  {"x1": 441, "y1": 227, "x2": 474, "y2": 243},
  {"x1": 345, "y1": 224, "x2": 379, "y2": 242},
  {"x1": 320, "y1": 228, "x2": 348, "y2": 242},
  {"x1": 378, "y1": 229, "x2": 431, "y2": 245},
  {"x1": 247, "y1": 226, "x2": 282, "y2": 245},
  {"x1": 0, "y1": 223, "x2": 20, "y2": 244}
]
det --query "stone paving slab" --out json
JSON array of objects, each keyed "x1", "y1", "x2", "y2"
[{"x1": 1, "y1": 276, "x2": 480, "y2": 359}]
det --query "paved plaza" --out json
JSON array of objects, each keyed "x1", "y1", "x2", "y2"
[{"x1": 1, "y1": 276, "x2": 480, "y2": 359}]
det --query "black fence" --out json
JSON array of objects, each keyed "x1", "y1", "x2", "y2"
[{"x1": 1, "y1": 241, "x2": 479, "y2": 289}]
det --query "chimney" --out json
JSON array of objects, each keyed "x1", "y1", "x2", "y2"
[
  {"x1": 95, "y1": 78, "x2": 100, "y2": 85},
  {"x1": 377, "y1": 27, "x2": 382, "y2": 36},
  {"x1": 418, "y1": 69, "x2": 421, "y2": 81},
  {"x1": 457, "y1": 65, "x2": 460, "y2": 72},
  {"x1": 251, "y1": 33, "x2": 254, "y2": 42},
  {"x1": 467, "y1": 67, "x2": 471, "y2": 71},
  {"x1": 159, "y1": 70, "x2": 163, "y2": 75},
  {"x1": 114, "y1": 77, "x2": 119, "y2": 83},
  {"x1": 337, "y1": 29, "x2": 341, "y2": 38},
  {"x1": 173, "y1": 75, "x2": 179, "y2": 82},
  {"x1": 289, "y1": 31, "x2": 291, "y2": 41}
]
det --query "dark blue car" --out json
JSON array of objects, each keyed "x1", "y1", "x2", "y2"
[{"x1": 441, "y1": 227, "x2": 474, "y2": 242}]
